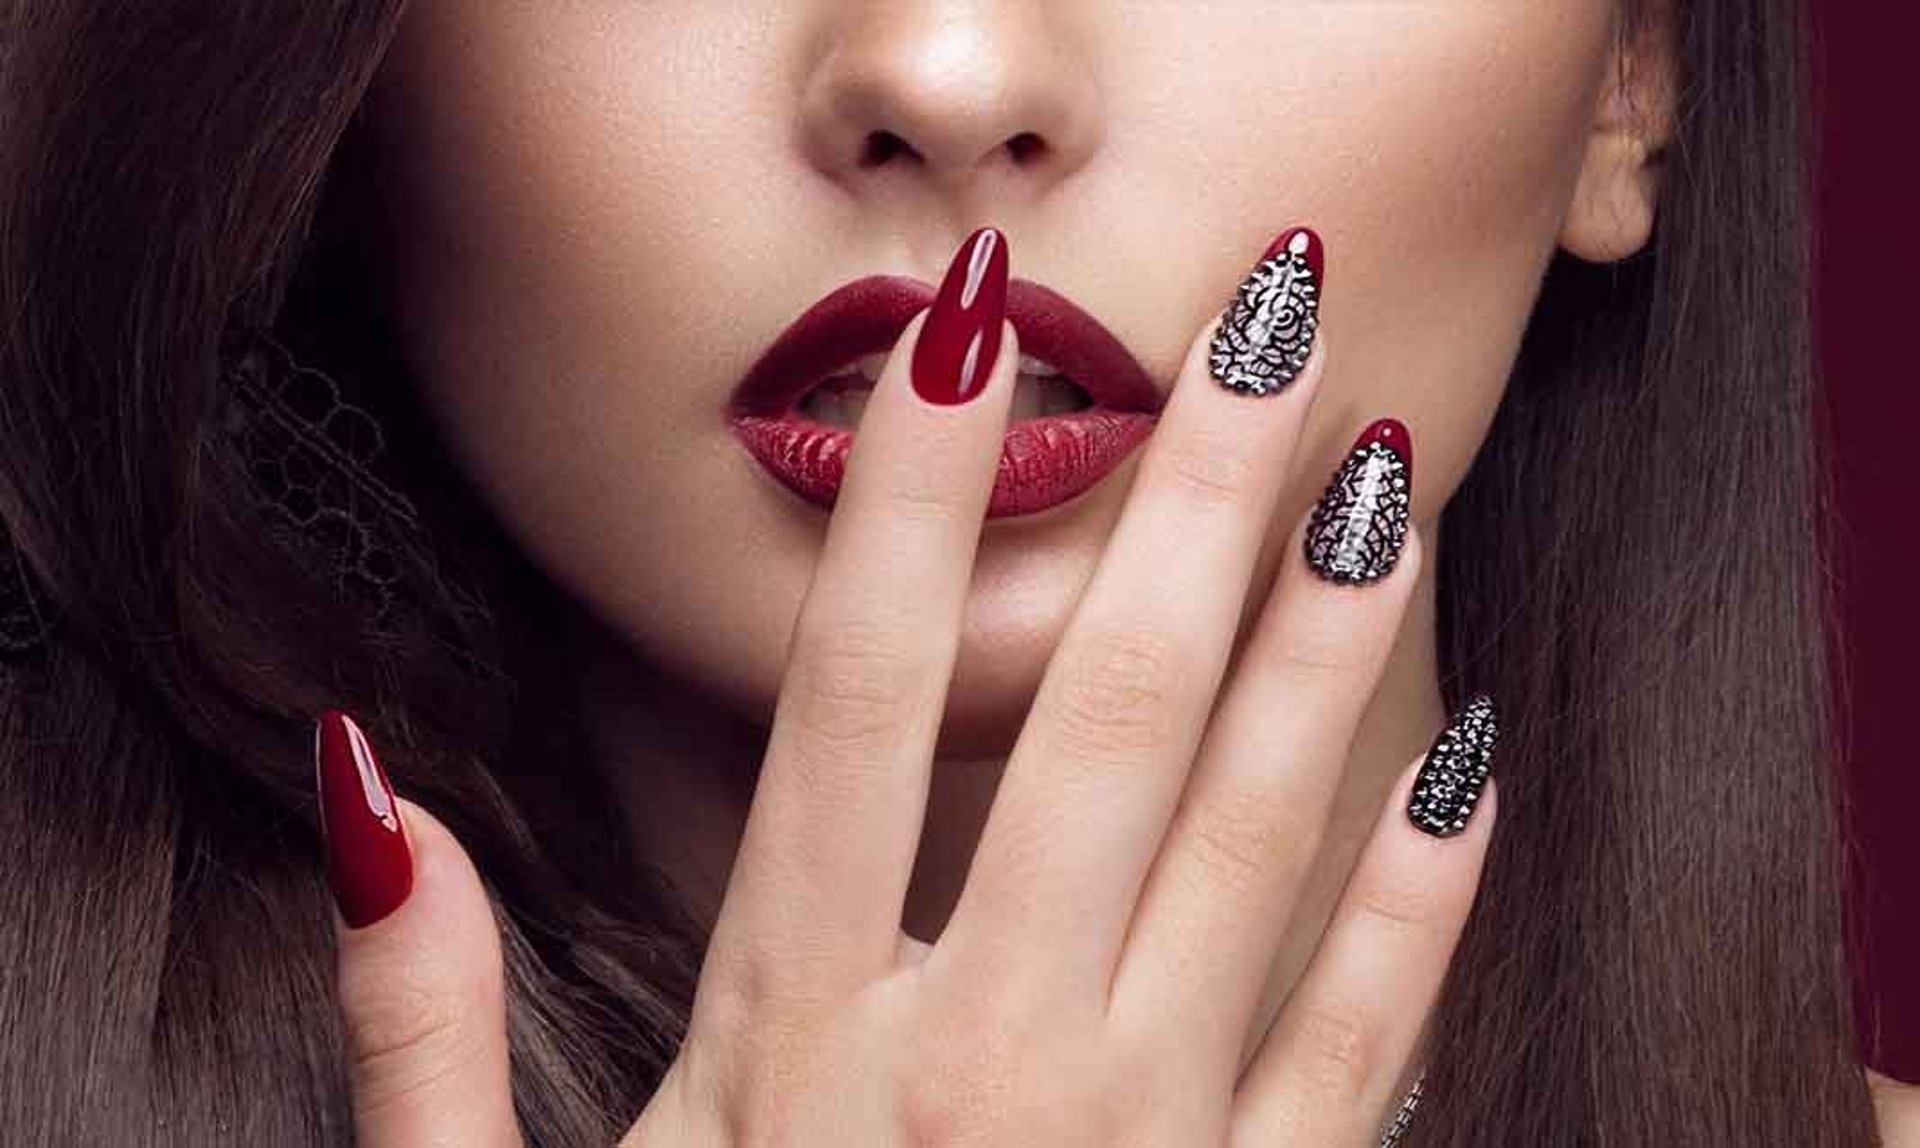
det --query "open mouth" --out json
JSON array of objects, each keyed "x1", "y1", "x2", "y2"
[
  {"x1": 795, "y1": 351, "x2": 1095, "y2": 428},
  {"x1": 728, "y1": 272, "x2": 1162, "y2": 518}
]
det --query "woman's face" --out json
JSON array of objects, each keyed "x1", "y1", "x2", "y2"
[{"x1": 357, "y1": 3, "x2": 1657, "y2": 748}]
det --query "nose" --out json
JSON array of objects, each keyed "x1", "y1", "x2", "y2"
[{"x1": 796, "y1": 2, "x2": 1103, "y2": 207}]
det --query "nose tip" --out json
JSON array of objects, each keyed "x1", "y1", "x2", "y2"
[{"x1": 796, "y1": 7, "x2": 1102, "y2": 201}]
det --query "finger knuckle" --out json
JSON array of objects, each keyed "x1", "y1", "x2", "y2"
[
  {"x1": 693, "y1": 921, "x2": 845, "y2": 1049},
  {"x1": 882, "y1": 469, "x2": 973, "y2": 526},
  {"x1": 1355, "y1": 876, "x2": 1452, "y2": 935},
  {"x1": 897, "y1": 1014, "x2": 1026, "y2": 1143},
  {"x1": 1287, "y1": 999, "x2": 1380, "y2": 1100},
  {"x1": 1259, "y1": 608, "x2": 1371, "y2": 683},
  {"x1": 784, "y1": 618, "x2": 926, "y2": 763},
  {"x1": 1181, "y1": 797, "x2": 1290, "y2": 900},
  {"x1": 1158, "y1": 428, "x2": 1262, "y2": 511},
  {"x1": 1048, "y1": 627, "x2": 1185, "y2": 761},
  {"x1": 685, "y1": 943, "x2": 776, "y2": 1050},
  {"x1": 895, "y1": 1059, "x2": 990, "y2": 1144},
  {"x1": 344, "y1": 977, "x2": 482, "y2": 1102},
  {"x1": 683, "y1": 983, "x2": 845, "y2": 1142}
]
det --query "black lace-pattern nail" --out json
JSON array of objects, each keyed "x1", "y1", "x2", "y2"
[
  {"x1": 1208, "y1": 227, "x2": 1323, "y2": 397},
  {"x1": 1407, "y1": 695, "x2": 1498, "y2": 838},
  {"x1": 1304, "y1": 418, "x2": 1412, "y2": 584}
]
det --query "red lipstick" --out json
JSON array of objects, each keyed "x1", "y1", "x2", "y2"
[{"x1": 728, "y1": 268, "x2": 1162, "y2": 518}]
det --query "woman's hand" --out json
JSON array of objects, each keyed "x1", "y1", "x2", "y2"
[{"x1": 318, "y1": 227, "x2": 1499, "y2": 1146}]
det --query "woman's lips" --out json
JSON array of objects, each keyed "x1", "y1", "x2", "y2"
[{"x1": 727, "y1": 275, "x2": 1163, "y2": 518}]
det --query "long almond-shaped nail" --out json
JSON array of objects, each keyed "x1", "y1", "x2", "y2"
[
  {"x1": 1304, "y1": 417, "x2": 1413, "y2": 584},
  {"x1": 1407, "y1": 695, "x2": 1498, "y2": 838},
  {"x1": 1209, "y1": 226, "x2": 1324, "y2": 397},
  {"x1": 911, "y1": 226, "x2": 1010, "y2": 405},
  {"x1": 316, "y1": 709, "x2": 413, "y2": 928}
]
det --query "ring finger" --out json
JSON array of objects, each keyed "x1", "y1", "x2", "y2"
[{"x1": 1107, "y1": 418, "x2": 1422, "y2": 1071}]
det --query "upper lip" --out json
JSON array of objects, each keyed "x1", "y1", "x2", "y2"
[{"x1": 728, "y1": 274, "x2": 1165, "y2": 418}]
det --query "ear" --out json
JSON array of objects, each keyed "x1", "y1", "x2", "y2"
[{"x1": 1559, "y1": 4, "x2": 1678, "y2": 264}]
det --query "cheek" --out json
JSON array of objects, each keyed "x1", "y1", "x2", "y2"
[
  {"x1": 354, "y1": 5, "x2": 835, "y2": 718},
  {"x1": 359, "y1": 1, "x2": 791, "y2": 416},
  {"x1": 1112, "y1": 5, "x2": 1613, "y2": 523}
]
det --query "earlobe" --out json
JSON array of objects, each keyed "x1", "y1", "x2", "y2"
[{"x1": 1558, "y1": 7, "x2": 1677, "y2": 265}]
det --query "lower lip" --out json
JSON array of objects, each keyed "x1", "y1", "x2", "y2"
[{"x1": 730, "y1": 407, "x2": 1157, "y2": 518}]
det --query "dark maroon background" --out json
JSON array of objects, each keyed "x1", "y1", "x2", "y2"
[{"x1": 1815, "y1": 9, "x2": 1920, "y2": 1082}]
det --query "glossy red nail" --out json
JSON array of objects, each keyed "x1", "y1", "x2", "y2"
[
  {"x1": 910, "y1": 226, "x2": 1009, "y2": 405},
  {"x1": 315, "y1": 709, "x2": 413, "y2": 928}
]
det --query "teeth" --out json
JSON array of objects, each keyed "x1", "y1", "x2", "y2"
[
  {"x1": 1018, "y1": 352, "x2": 1065, "y2": 377},
  {"x1": 842, "y1": 350, "x2": 1066, "y2": 384},
  {"x1": 801, "y1": 372, "x2": 1089, "y2": 429},
  {"x1": 804, "y1": 387, "x2": 872, "y2": 428},
  {"x1": 1008, "y1": 374, "x2": 1092, "y2": 420}
]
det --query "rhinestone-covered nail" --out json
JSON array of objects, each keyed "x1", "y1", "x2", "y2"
[
  {"x1": 1407, "y1": 695, "x2": 1498, "y2": 838},
  {"x1": 1208, "y1": 227, "x2": 1324, "y2": 397},
  {"x1": 1304, "y1": 418, "x2": 1412, "y2": 584}
]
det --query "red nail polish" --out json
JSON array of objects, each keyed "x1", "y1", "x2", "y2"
[
  {"x1": 1356, "y1": 416, "x2": 1412, "y2": 482},
  {"x1": 911, "y1": 226, "x2": 1009, "y2": 405},
  {"x1": 1259, "y1": 226, "x2": 1326, "y2": 292},
  {"x1": 315, "y1": 709, "x2": 413, "y2": 928}
]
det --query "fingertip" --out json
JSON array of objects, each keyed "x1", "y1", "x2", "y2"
[
  {"x1": 996, "y1": 315, "x2": 1022, "y2": 378},
  {"x1": 335, "y1": 800, "x2": 518, "y2": 1146},
  {"x1": 334, "y1": 798, "x2": 506, "y2": 1045},
  {"x1": 374, "y1": 798, "x2": 499, "y2": 949},
  {"x1": 1398, "y1": 695, "x2": 1500, "y2": 846},
  {"x1": 317, "y1": 709, "x2": 415, "y2": 931},
  {"x1": 391, "y1": 796, "x2": 450, "y2": 872}
]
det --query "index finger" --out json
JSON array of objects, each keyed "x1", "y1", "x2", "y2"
[{"x1": 703, "y1": 228, "x2": 1020, "y2": 1003}]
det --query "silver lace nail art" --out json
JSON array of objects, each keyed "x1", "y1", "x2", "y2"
[
  {"x1": 1407, "y1": 695, "x2": 1498, "y2": 838},
  {"x1": 1208, "y1": 228, "x2": 1322, "y2": 396},
  {"x1": 1304, "y1": 420, "x2": 1412, "y2": 584}
]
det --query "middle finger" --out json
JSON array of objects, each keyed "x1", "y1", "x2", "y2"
[{"x1": 938, "y1": 228, "x2": 1329, "y2": 997}]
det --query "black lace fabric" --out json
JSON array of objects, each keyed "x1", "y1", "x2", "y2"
[{"x1": 210, "y1": 329, "x2": 422, "y2": 631}]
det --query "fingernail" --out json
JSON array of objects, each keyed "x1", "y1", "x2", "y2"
[
  {"x1": 1304, "y1": 417, "x2": 1413, "y2": 584},
  {"x1": 1407, "y1": 695, "x2": 1498, "y2": 838},
  {"x1": 1209, "y1": 226, "x2": 1325, "y2": 397},
  {"x1": 315, "y1": 709, "x2": 413, "y2": 928},
  {"x1": 911, "y1": 226, "x2": 1010, "y2": 406}
]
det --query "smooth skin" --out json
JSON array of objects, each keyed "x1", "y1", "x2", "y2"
[{"x1": 336, "y1": 300, "x2": 1496, "y2": 1145}]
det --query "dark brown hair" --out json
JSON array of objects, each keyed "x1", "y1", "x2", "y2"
[{"x1": 0, "y1": 1, "x2": 1880, "y2": 1144}]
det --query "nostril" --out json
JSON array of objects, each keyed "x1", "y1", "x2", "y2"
[
  {"x1": 858, "y1": 129, "x2": 1048, "y2": 170},
  {"x1": 860, "y1": 130, "x2": 913, "y2": 167},
  {"x1": 1005, "y1": 131, "x2": 1047, "y2": 164}
]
